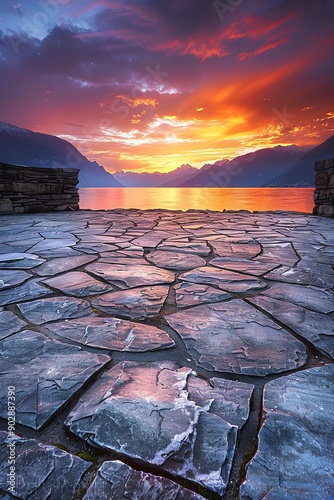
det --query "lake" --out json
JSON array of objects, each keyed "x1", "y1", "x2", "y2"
[{"x1": 79, "y1": 187, "x2": 315, "y2": 213}]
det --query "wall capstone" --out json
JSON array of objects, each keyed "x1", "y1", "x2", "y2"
[
  {"x1": 313, "y1": 158, "x2": 334, "y2": 217},
  {"x1": 0, "y1": 163, "x2": 79, "y2": 214}
]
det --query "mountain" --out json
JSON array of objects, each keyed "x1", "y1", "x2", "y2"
[
  {"x1": 113, "y1": 163, "x2": 197, "y2": 187},
  {"x1": 180, "y1": 146, "x2": 305, "y2": 187},
  {"x1": 265, "y1": 135, "x2": 334, "y2": 186},
  {"x1": 0, "y1": 122, "x2": 122, "y2": 188}
]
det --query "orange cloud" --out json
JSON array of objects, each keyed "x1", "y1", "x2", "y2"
[{"x1": 238, "y1": 38, "x2": 288, "y2": 61}]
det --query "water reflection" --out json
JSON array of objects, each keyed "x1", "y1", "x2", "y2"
[{"x1": 79, "y1": 187, "x2": 315, "y2": 213}]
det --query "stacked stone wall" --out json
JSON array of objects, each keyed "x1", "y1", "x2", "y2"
[
  {"x1": 0, "y1": 163, "x2": 79, "y2": 214},
  {"x1": 313, "y1": 158, "x2": 334, "y2": 217}
]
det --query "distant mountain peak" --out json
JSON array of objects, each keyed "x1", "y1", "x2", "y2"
[{"x1": 0, "y1": 121, "x2": 122, "y2": 187}]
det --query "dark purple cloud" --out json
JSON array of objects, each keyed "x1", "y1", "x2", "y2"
[{"x1": 0, "y1": 0, "x2": 333, "y2": 172}]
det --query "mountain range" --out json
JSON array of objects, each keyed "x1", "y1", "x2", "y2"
[
  {"x1": 0, "y1": 122, "x2": 121, "y2": 188},
  {"x1": 113, "y1": 164, "x2": 197, "y2": 187},
  {"x1": 0, "y1": 121, "x2": 333, "y2": 188},
  {"x1": 265, "y1": 134, "x2": 334, "y2": 186}
]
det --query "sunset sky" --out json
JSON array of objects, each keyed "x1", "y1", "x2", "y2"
[{"x1": 0, "y1": 0, "x2": 333, "y2": 173}]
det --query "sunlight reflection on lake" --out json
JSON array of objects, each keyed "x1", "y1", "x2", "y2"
[{"x1": 79, "y1": 187, "x2": 315, "y2": 213}]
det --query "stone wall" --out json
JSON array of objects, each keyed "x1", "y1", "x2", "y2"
[
  {"x1": 0, "y1": 163, "x2": 79, "y2": 214},
  {"x1": 313, "y1": 158, "x2": 334, "y2": 217}
]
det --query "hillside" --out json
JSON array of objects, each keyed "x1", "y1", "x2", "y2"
[
  {"x1": 180, "y1": 146, "x2": 304, "y2": 187},
  {"x1": 0, "y1": 122, "x2": 122, "y2": 188},
  {"x1": 114, "y1": 164, "x2": 197, "y2": 187},
  {"x1": 265, "y1": 135, "x2": 334, "y2": 186}
]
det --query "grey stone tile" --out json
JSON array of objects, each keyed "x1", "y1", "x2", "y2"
[
  {"x1": 130, "y1": 230, "x2": 173, "y2": 248},
  {"x1": 42, "y1": 271, "x2": 112, "y2": 297},
  {"x1": 0, "y1": 431, "x2": 90, "y2": 499},
  {"x1": 157, "y1": 240, "x2": 211, "y2": 255},
  {"x1": 0, "y1": 278, "x2": 53, "y2": 306},
  {"x1": 265, "y1": 265, "x2": 334, "y2": 288},
  {"x1": 86, "y1": 262, "x2": 175, "y2": 289},
  {"x1": 210, "y1": 258, "x2": 279, "y2": 276},
  {"x1": 0, "y1": 253, "x2": 45, "y2": 269},
  {"x1": 18, "y1": 297, "x2": 92, "y2": 324},
  {"x1": 43, "y1": 315, "x2": 175, "y2": 351},
  {"x1": 92, "y1": 286, "x2": 169, "y2": 320},
  {"x1": 174, "y1": 282, "x2": 231, "y2": 307},
  {"x1": 249, "y1": 295, "x2": 334, "y2": 359},
  {"x1": 187, "y1": 375, "x2": 254, "y2": 429},
  {"x1": 258, "y1": 282, "x2": 334, "y2": 314},
  {"x1": 0, "y1": 309, "x2": 26, "y2": 340},
  {"x1": 84, "y1": 461, "x2": 205, "y2": 499},
  {"x1": 34, "y1": 254, "x2": 97, "y2": 276},
  {"x1": 240, "y1": 365, "x2": 334, "y2": 499},
  {"x1": 0, "y1": 270, "x2": 31, "y2": 289},
  {"x1": 29, "y1": 238, "x2": 77, "y2": 253},
  {"x1": 166, "y1": 300, "x2": 307, "y2": 376},
  {"x1": 0, "y1": 330, "x2": 110, "y2": 429},
  {"x1": 179, "y1": 266, "x2": 266, "y2": 293},
  {"x1": 66, "y1": 361, "x2": 237, "y2": 496},
  {"x1": 210, "y1": 240, "x2": 261, "y2": 259},
  {"x1": 147, "y1": 250, "x2": 206, "y2": 270}
]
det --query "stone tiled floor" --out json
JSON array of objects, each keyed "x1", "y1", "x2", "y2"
[{"x1": 0, "y1": 209, "x2": 333, "y2": 499}]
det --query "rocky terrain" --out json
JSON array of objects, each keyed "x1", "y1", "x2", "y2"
[{"x1": 0, "y1": 209, "x2": 333, "y2": 499}]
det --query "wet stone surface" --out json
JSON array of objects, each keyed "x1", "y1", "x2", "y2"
[
  {"x1": 17, "y1": 296, "x2": 93, "y2": 324},
  {"x1": 84, "y1": 461, "x2": 205, "y2": 499},
  {"x1": 0, "y1": 431, "x2": 90, "y2": 499},
  {"x1": 166, "y1": 300, "x2": 307, "y2": 375},
  {"x1": 91, "y1": 285, "x2": 169, "y2": 320},
  {"x1": 0, "y1": 209, "x2": 333, "y2": 499},
  {"x1": 240, "y1": 365, "x2": 334, "y2": 499},
  {"x1": 42, "y1": 271, "x2": 112, "y2": 297},
  {"x1": 66, "y1": 361, "x2": 238, "y2": 496},
  {"x1": 43, "y1": 315, "x2": 175, "y2": 351},
  {"x1": 179, "y1": 266, "x2": 267, "y2": 293},
  {"x1": 0, "y1": 330, "x2": 109, "y2": 429}
]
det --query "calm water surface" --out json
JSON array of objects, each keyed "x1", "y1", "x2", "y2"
[{"x1": 79, "y1": 188, "x2": 315, "y2": 213}]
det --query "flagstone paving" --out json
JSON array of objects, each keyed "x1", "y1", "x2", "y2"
[{"x1": 0, "y1": 209, "x2": 333, "y2": 499}]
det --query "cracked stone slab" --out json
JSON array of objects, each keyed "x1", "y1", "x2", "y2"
[
  {"x1": 42, "y1": 271, "x2": 112, "y2": 297},
  {"x1": 74, "y1": 242, "x2": 118, "y2": 254},
  {"x1": 0, "y1": 330, "x2": 110, "y2": 429},
  {"x1": 43, "y1": 315, "x2": 175, "y2": 352},
  {"x1": 249, "y1": 295, "x2": 334, "y2": 359},
  {"x1": 98, "y1": 255, "x2": 150, "y2": 266},
  {"x1": 91, "y1": 285, "x2": 169, "y2": 320},
  {"x1": 17, "y1": 297, "x2": 93, "y2": 324},
  {"x1": 264, "y1": 265, "x2": 334, "y2": 288},
  {"x1": 28, "y1": 237, "x2": 77, "y2": 254},
  {"x1": 157, "y1": 240, "x2": 211, "y2": 256},
  {"x1": 84, "y1": 461, "x2": 205, "y2": 499},
  {"x1": 0, "y1": 270, "x2": 31, "y2": 289},
  {"x1": 0, "y1": 253, "x2": 45, "y2": 269},
  {"x1": 34, "y1": 254, "x2": 97, "y2": 276},
  {"x1": 0, "y1": 309, "x2": 26, "y2": 340},
  {"x1": 255, "y1": 242, "x2": 299, "y2": 266},
  {"x1": 66, "y1": 361, "x2": 237, "y2": 496},
  {"x1": 166, "y1": 300, "x2": 307, "y2": 376},
  {"x1": 257, "y1": 282, "x2": 334, "y2": 314},
  {"x1": 86, "y1": 262, "x2": 175, "y2": 289},
  {"x1": 210, "y1": 258, "x2": 279, "y2": 276},
  {"x1": 187, "y1": 375, "x2": 254, "y2": 429},
  {"x1": 174, "y1": 282, "x2": 231, "y2": 308},
  {"x1": 0, "y1": 278, "x2": 53, "y2": 306},
  {"x1": 210, "y1": 240, "x2": 261, "y2": 259},
  {"x1": 0, "y1": 431, "x2": 89, "y2": 499},
  {"x1": 146, "y1": 250, "x2": 206, "y2": 271},
  {"x1": 179, "y1": 266, "x2": 266, "y2": 293},
  {"x1": 130, "y1": 230, "x2": 172, "y2": 248},
  {"x1": 240, "y1": 365, "x2": 334, "y2": 499}
]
